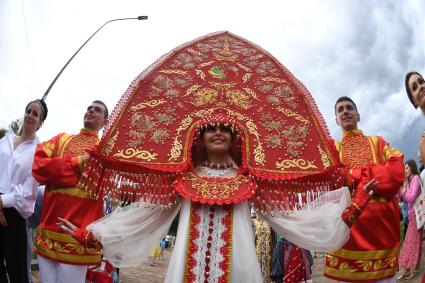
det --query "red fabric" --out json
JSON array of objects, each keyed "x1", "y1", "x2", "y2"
[
  {"x1": 32, "y1": 133, "x2": 80, "y2": 187},
  {"x1": 33, "y1": 129, "x2": 104, "y2": 265},
  {"x1": 86, "y1": 266, "x2": 113, "y2": 283},
  {"x1": 74, "y1": 228, "x2": 101, "y2": 249},
  {"x1": 79, "y1": 31, "x2": 344, "y2": 208},
  {"x1": 283, "y1": 246, "x2": 306, "y2": 283},
  {"x1": 341, "y1": 180, "x2": 372, "y2": 227}
]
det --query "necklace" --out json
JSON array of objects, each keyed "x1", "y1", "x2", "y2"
[{"x1": 200, "y1": 161, "x2": 233, "y2": 177}]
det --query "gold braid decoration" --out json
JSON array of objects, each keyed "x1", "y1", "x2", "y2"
[
  {"x1": 249, "y1": 54, "x2": 264, "y2": 60},
  {"x1": 102, "y1": 131, "x2": 118, "y2": 155},
  {"x1": 184, "y1": 84, "x2": 202, "y2": 97},
  {"x1": 242, "y1": 73, "x2": 253, "y2": 83},
  {"x1": 252, "y1": 218, "x2": 271, "y2": 283},
  {"x1": 114, "y1": 148, "x2": 158, "y2": 161},
  {"x1": 158, "y1": 69, "x2": 187, "y2": 75},
  {"x1": 276, "y1": 107, "x2": 308, "y2": 124},
  {"x1": 169, "y1": 138, "x2": 183, "y2": 161},
  {"x1": 276, "y1": 159, "x2": 317, "y2": 171},
  {"x1": 318, "y1": 144, "x2": 331, "y2": 168},
  {"x1": 243, "y1": 87, "x2": 259, "y2": 100},
  {"x1": 209, "y1": 82, "x2": 237, "y2": 91},
  {"x1": 261, "y1": 77, "x2": 286, "y2": 83},
  {"x1": 187, "y1": 48, "x2": 202, "y2": 56},
  {"x1": 130, "y1": 99, "x2": 166, "y2": 111},
  {"x1": 199, "y1": 61, "x2": 214, "y2": 67},
  {"x1": 237, "y1": 63, "x2": 251, "y2": 72},
  {"x1": 246, "y1": 120, "x2": 265, "y2": 165},
  {"x1": 195, "y1": 69, "x2": 206, "y2": 81},
  {"x1": 184, "y1": 173, "x2": 250, "y2": 199}
]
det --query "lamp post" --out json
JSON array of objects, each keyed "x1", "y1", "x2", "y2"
[{"x1": 41, "y1": 16, "x2": 148, "y2": 101}]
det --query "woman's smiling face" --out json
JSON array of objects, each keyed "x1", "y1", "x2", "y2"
[{"x1": 202, "y1": 125, "x2": 232, "y2": 155}]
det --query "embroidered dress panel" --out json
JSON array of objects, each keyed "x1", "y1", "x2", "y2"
[{"x1": 185, "y1": 202, "x2": 233, "y2": 283}]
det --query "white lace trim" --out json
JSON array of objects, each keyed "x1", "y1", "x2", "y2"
[{"x1": 190, "y1": 204, "x2": 229, "y2": 282}]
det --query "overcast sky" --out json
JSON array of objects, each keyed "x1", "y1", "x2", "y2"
[{"x1": 1, "y1": 0, "x2": 425, "y2": 162}]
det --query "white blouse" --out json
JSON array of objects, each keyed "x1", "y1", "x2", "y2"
[{"x1": 0, "y1": 128, "x2": 39, "y2": 219}]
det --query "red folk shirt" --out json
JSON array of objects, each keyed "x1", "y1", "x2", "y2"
[
  {"x1": 324, "y1": 130, "x2": 404, "y2": 282},
  {"x1": 32, "y1": 128, "x2": 104, "y2": 265}
]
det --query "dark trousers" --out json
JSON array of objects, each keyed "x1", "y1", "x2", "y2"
[{"x1": 0, "y1": 207, "x2": 28, "y2": 283}]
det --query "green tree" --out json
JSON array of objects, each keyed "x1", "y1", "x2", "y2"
[
  {"x1": 10, "y1": 119, "x2": 21, "y2": 134},
  {"x1": 0, "y1": 119, "x2": 22, "y2": 139},
  {"x1": 0, "y1": 128, "x2": 5, "y2": 139}
]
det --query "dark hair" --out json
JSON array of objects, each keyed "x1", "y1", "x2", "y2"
[
  {"x1": 92, "y1": 100, "x2": 109, "y2": 119},
  {"x1": 405, "y1": 159, "x2": 419, "y2": 176},
  {"x1": 334, "y1": 96, "x2": 357, "y2": 115},
  {"x1": 25, "y1": 99, "x2": 48, "y2": 121},
  {"x1": 405, "y1": 71, "x2": 423, "y2": 109}
]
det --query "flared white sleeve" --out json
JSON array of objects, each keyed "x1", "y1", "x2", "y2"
[
  {"x1": 86, "y1": 201, "x2": 181, "y2": 267},
  {"x1": 260, "y1": 187, "x2": 351, "y2": 252}
]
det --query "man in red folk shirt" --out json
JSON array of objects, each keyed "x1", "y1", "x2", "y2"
[
  {"x1": 324, "y1": 96, "x2": 404, "y2": 283},
  {"x1": 32, "y1": 100, "x2": 108, "y2": 283}
]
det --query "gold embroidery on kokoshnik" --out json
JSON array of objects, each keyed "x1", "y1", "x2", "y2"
[
  {"x1": 318, "y1": 144, "x2": 330, "y2": 169},
  {"x1": 114, "y1": 148, "x2": 158, "y2": 161},
  {"x1": 275, "y1": 159, "x2": 317, "y2": 171},
  {"x1": 130, "y1": 99, "x2": 166, "y2": 111},
  {"x1": 102, "y1": 131, "x2": 118, "y2": 155}
]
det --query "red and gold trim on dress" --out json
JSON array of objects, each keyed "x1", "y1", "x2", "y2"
[
  {"x1": 35, "y1": 229, "x2": 101, "y2": 265},
  {"x1": 176, "y1": 172, "x2": 256, "y2": 205},
  {"x1": 325, "y1": 248, "x2": 398, "y2": 282},
  {"x1": 184, "y1": 203, "x2": 233, "y2": 283},
  {"x1": 50, "y1": 187, "x2": 93, "y2": 199}
]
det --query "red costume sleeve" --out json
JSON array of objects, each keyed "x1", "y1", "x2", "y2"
[
  {"x1": 74, "y1": 228, "x2": 101, "y2": 250},
  {"x1": 32, "y1": 134, "x2": 83, "y2": 187},
  {"x1": 341, "y1": 185, "x2": 372, "y2": 227},
  {"x1": 349, "y1": 137, "x2": 404, "y2": 199}
]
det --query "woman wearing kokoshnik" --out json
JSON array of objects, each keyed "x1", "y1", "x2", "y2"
[{"x1": 57, "y1": 32, "x2": 375, "y2": 282}]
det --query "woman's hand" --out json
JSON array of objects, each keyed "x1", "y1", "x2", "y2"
[{"x1": 57, "y1": 217, "x2": 78, "y2": 236}]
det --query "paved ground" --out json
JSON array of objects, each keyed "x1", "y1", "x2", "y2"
[{"x1": 32, "y1": 248, "x2": 425, "y2": 282}]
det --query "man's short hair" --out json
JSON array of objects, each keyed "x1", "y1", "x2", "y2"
[
  {"x1": 334, "y1": 96, "x2": 358, "y2": 115},
  {"x1": 92, "y1": 100, "x2": 109, "y2": 119}
]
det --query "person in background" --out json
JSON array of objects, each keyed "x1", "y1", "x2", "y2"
[
  {"x1": 0, "y1": 99, "x2": 48, "y2": 283},
  {"x1": 32, "y1": 100, "x2": 108, "y2": 283},
  {"x1": 26, "y1": 185, "x2": 45, "y2": 283},
  {"x1": 396, "y1": 160, "x2": 422, "y2": 280},
  {"x1": 400, "y1": 193, "x2": 409, "y2": 244},
  {"x1": 270, "y1": 236, "x2": 313, "y2": 283}
]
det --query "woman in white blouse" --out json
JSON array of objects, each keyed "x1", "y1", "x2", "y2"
[{"x1": 0, "y1": 99, "x2": 47, "y2": 283}]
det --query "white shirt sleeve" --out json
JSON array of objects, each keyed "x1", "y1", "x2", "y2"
[
  {"x1": 87, "y1": 200, "x2": 181, "y2": 268},
  {"x1": 260, "y1": 187, "x2": 351, "y2": 252},
  {"x1": 1, "y1": 172, "x2": 38, "y2": 219}
]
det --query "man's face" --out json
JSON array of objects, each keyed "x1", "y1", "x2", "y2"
[
  {"x1": 83, "y1": 102, "x2": 106, "y2": 131},
  {"x1": 335, "y1": 100, "x2": 359, "y2": 132}
]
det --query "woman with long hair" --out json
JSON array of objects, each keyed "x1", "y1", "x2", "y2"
[
  {"x1": 397, "y1": 160, "x2": 422, "y2": 280},
  {"x1": 0, "y1": 99, "x2": 48, "y2": 282}
]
